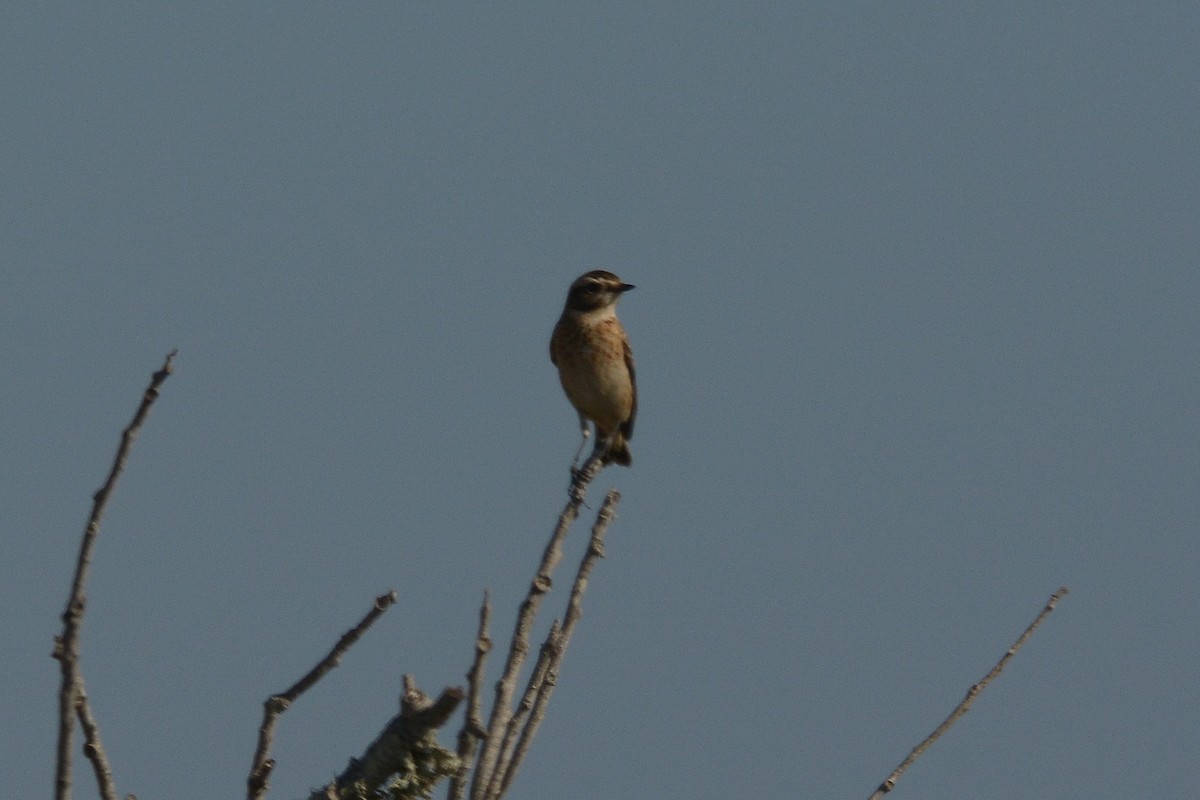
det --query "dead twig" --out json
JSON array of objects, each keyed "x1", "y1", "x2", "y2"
[
  {"x1": 468, "y1": 452, "x2": 605, "y2": 800},
  {"x1": 449, "y1": 593, "x2": 493, "y2": 800},
  {"x1": 489, "y1": 490, "x2": 621, "y2": 800},
  {"x1": 483, "y1": 621, "x2": 559, "y2": 800},
  {"x1": 53, "y1": 350, "x2": 177, "y2": 800},
  {"x1": 74, "y1": 676, "x2": 118, "y2": 800},
  {"x1": 247, "y1": 590, "x2": 398, "y2": 800},
  {"x1": 868, "y1": 586, "x2": 1070, "y2": 800}
]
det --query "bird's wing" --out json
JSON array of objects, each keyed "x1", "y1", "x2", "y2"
[{"x1": 621, "y1": 335, "x2": 636, "y2": 440}]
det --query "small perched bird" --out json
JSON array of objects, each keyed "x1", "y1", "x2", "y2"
[{"x1": 550, "y1": 270, "x2": 637, "y2": 466}]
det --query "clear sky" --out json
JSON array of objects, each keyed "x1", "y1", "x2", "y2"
[{"x1": 3, "y1": 4, "x2": 1197, "y2": 799}]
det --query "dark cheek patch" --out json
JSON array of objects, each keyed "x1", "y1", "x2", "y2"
[{"x1": 569, "y1": 287, "x2": 606, "y2": 310}]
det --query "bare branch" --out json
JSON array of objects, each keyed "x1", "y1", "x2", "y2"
[
  {"x1": 483, "y1": 621, "x2": 559, "y2": 800},
  {"x1": 53, "y1": 350, "x2": 177, "y2": 800},
  {"x1": 74, "y1": 676, "x2": 118, "y2": 800},
  {"x1": 553, "y1": 490, "x2": 619, "y2": 652},
  {"x1": 492, "y1": 490, "x2": 620, "y2": 799},
  {"x1": 568, "y1": 452, "x2": 605, "y2": 506},
  {"x1": 867, "y1": 586, "x2": 1070, "y2": 800},
  {"x1": 247, "y1": 590, "x2": 398, "y2": 800},
  {"x1": 449, "y1": 593, "x2": 493, "y2": 800},
  {"x1": 469, "y1": 451, "x2": 605, "y2": 800}
]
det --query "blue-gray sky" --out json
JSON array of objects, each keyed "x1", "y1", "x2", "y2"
[{"x1": 3, "y1": 4, "x2": 1197, "y2": 799}]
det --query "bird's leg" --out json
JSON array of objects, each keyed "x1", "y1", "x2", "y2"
[{"x1": 570, "y1": 415, "x2": 591, "y2": 471}]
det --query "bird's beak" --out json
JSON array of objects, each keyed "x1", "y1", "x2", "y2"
[{"x1": 619, "y1": 283, "x2": 635, "y2": 292}]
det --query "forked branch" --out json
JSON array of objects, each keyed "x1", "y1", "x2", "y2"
[
  {"x1": 488, "y1": 489, "x2": 620, "y2": 799},
  {"x1": 51, "y1": 356, "x2": 623, "y2": 800},
  {"x1": 468, "y1": 453, "x2": 616, "y2": 800},
  {"x1": 247, "y1": 590, "x2": 399, "y2": 800}
]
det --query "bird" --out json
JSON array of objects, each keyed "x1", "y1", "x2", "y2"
[{"x1": 550, "y1": 270, "x2": 637, "y2": 467}]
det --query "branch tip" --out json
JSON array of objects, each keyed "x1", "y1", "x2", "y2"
[
  {"x1": 248, "y1": 590, "x2": 399, "y2": 800},
  {"x1": 865, "y1": 586, "x2": 1069, "y2": 800},
  {"x1": 56, "y1": 354, "x2": 175, "y2": 800}
]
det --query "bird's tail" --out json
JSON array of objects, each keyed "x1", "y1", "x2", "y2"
[{"x1": 600, "y1": 433, "x2": 633, "y2": 467}]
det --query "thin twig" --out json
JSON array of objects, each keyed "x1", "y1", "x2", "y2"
[
  {"x1": 74, "y1": 676, "x2": 118, "y2": 800},
  {"x1": 466, "y1": 594, "x2": 493, "y2": 742},
  {"x1": 492, "y1": 490, "x2": 620, "y2": 799},
  {"x1": 449, "y1": 593, "x2": 493, "y2": 800},
  {"x1": 53, "y1": 350, "x2": 177, "y2": 800},
  {"x1": 482, "y1": 621, "x2": 559, "y2": 800},
  {"x1": 247, "y1": 590, "x2": 398, "y2": 800},
  {"x1": 469, "y1": 452, "x2": 605, "y2": 800},
  {"x1": 501, "y1": 628, "x2": 562, "y2": 798},
  {"x1": 867, "y1": 586, "x2": 1070, "y2": 800}
]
